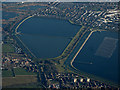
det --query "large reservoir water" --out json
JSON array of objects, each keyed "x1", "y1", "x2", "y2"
[{"x1": 17, "y1": 17, "x2": 81, "y2": 58}]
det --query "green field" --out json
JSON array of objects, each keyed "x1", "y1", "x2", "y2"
[
  {"x1": 2, "y1": 67, "x2": 36, "y2": 77},
  {"x1": 14, "y1": 67, "x2": 37, "y2": 75},
  {"x1": 14, "y1": 83, "x2": 43, "y2": 88},
  {"x1": 2, "y1": 68, "x2": 38, "y2": 87},
  {"x1": 2, "y1": 44, "x2": 15, "y2": 53},
  {"x1": 2, "y1": 69, "x2": 13, "y2": 77},
  {"x1": 2, "y1": 75, "x2": 37, "y2": 87}
]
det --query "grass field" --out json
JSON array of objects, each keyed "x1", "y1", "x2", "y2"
[
  {"x1": 2, "y1": 44, "x2": 15, "y2": 53},
  {"x1": 2, "y1": 75, "x2": 37, "y2": 87},
  {"x1": 14, "y1": 67, "x2": 37, "y2": 75},
  {"x1": 2, "y1": 67, "x2": 38, "y2": 87},
  {"x1": 17, "y1": 83, "x2": 43, "y2": 88},
  {"x1": 2, "y1": 69, "x2": 13, "y2": 77},
  {"x1": 2, "y1": 67, "x2": 36, "y2": 77}
]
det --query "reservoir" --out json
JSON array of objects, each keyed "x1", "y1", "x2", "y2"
[
  {"x1": 72, "y1": 31, "x2": 118, "y2": 84},
  {"x1": 17, "y1": 17, "x2": 81, "y2": 58}
]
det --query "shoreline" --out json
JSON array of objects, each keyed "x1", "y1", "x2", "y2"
[
  {"x1": 70, "y1": 29, "x2": 107, "y2": 69},
  {"x1": 15, "y1": 15, "x2": 34, "y2": 34},
  {"x1": 14, "y1": 15, "x2": 37, "y2": 58},
  {"x1": 70, "y1": 30, "x2": 95, "y2": 68},
  {"x1": 14, "y1": 14, "x2": 81, "y2": 59}
]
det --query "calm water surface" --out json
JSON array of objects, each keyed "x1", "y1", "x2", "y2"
[
  {"x1": 73, "y1": 31, "x2": 118, "y2": 83},
  {"x1": 18, "y1": 17, "x2": 81, "y2": 58}
]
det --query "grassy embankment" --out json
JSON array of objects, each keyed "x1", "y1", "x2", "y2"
[
  {"x1": 54, "y1": 26, "x2": 85, "y2": 72},
  {"x1": 68, "y1": 19, "x2": 74, "y2": 24}
]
